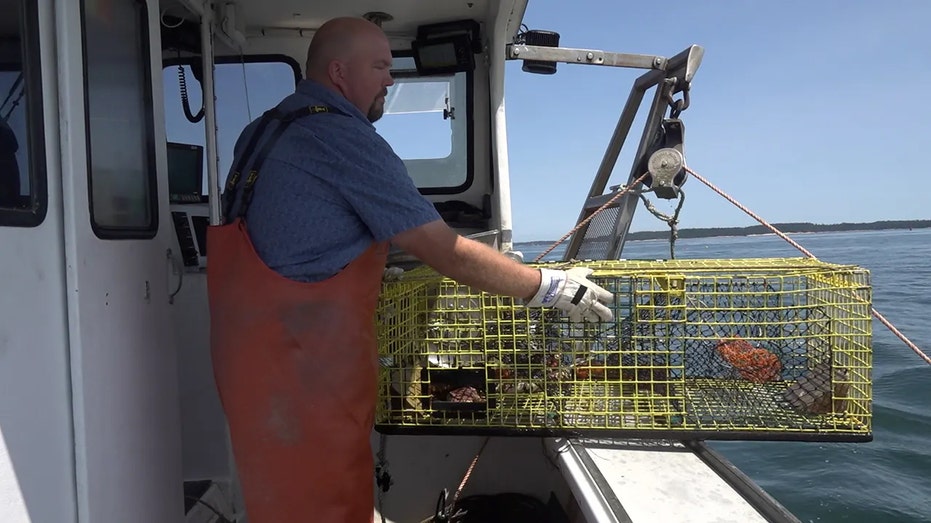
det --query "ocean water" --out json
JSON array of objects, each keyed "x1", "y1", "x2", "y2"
[{"x1": 516, "y1": 228, "x2": 931, "y2": 523}]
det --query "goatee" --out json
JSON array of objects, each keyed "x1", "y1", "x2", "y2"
[
  {"x1": 368, "y1": 90, "x2": 388, "y2": 122},
  {"x1": 367, "y1": 105, "x2": 384, "y2": 123}
]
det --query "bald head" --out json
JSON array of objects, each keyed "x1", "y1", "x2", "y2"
[
  {"x1": 304, "y1": 17, "x2": 395, "y2": 121},
  {"x1": 305, "y1": 18, "x2": 376, "y2": 78}
]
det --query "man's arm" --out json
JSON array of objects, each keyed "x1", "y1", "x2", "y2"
[
  {"x1": 390, "y1": 219, "x2": 540, "y2": 300},
  {"x1": 391, "y1": 219, "x2": 615, "y2": 322}
]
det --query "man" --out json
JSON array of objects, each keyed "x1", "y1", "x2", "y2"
[{"x1": 207, "y1": 17, "x2": 614, "y2": 523}]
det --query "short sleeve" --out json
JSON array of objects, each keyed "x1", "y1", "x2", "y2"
[{"x1": 328, "y1": 124, "x2": 441, "y2": 241}]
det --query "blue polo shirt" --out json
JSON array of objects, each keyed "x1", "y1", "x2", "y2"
[{"x1": 223, "y1": 79, "x2": 441, "y2": 282}]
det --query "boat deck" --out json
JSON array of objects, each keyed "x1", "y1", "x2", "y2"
[
  {"x1": 369, "y1": 434, "x2": 799, "y2": 523},
  {"x1": 554, "y1": 438, "x2": 786, "y2": 522}
]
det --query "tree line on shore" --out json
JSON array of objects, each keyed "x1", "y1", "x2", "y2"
[{"x1": 518, "y1": 220, "x2": 931, "y2": 245}]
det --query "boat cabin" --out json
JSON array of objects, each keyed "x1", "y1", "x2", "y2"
[{"x1": 0, "y1": 0, "x2": 803, "y2": 522}]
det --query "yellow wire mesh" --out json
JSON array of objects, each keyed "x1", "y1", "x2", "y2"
[{"x1": 375, "y1": 258, "x2": 872, "y2": 441}]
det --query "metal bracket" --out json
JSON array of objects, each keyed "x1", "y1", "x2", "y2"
[
  {"x1": 559, "y1": 44, "x2": 704, "y2": 261},
  {"x1": 507, "y1": 44, "x2": 667, "y2": 70}
]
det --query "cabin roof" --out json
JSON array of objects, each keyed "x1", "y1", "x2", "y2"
[
  {"x1": 237, "y1": 0, "x2": 492, "y2": 35},
  {"x1": 157, "y1": 0, "x2": 527, "y2": 59}
]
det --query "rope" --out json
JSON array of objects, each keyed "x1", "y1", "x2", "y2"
[
  {"x1": 451, "y1": 437, "x2": 490, "y2": 508},
  {"x1": 420, "y1": 437, "x2": 490, "y2": 522},
  {"x1": 532, "y1": 173, "x2": 650, "y2": 262},
  {"x1": 684, "y1": 166, "x2": 931, "y2": 366},
  {"x1": 873, "y1": 309, "x2": 931, "y2": 365},
  {"x1": 639, "y1": 188, "x2": 686, "y2": 259}
]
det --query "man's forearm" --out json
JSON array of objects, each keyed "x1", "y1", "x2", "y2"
[
  {"x1": 391, "y1": 219, "x2": 615, "y2": 323},
  {"x1": 435, "y1": 235, "x2": 541, "y2": 300},
  {"x1": 390, "y1": 219, "x2": 542, "y2": 300}
]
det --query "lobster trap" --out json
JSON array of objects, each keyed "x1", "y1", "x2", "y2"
[{"x1": 374, "y1": 258, "x2": 873, "y2": 442}]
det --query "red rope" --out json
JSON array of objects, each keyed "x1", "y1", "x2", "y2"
[
  {"x1": 685, "y1": 166, "x2": 931, "y2": 366},
  {"x1": 452, "y1": 437, "x2": 489, "y2": 507}
]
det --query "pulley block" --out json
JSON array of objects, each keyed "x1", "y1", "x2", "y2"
[{"x1": 642, "y1": 118, "x2": 688, "y2": 199}]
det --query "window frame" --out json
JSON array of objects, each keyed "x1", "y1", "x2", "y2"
[
  {"x1": 162, "y1": 54, "x2": 302, "y2": 88},
  {"x1": 79, "y1": 0, "x2": 159, "y2": 240},
  {"x1": 161, "y1": 51, "x2": 475, "y2": 194},
  {"x1": 389, "y1": 50, "x2": 475, "y2": 196},
  {"x1": 0, "y1": 0, "x2": 48, "y2": 228},
  {"x1": 161, "y1": 54, "x2": 301, "y2": 200}
]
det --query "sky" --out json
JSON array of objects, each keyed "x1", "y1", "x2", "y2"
[
  {"x1": 504, "y1": 0, "x2": 931, "y2": 241},
  {"x1": 162, "y1": 0, "x2": 931, "y2": 244}
]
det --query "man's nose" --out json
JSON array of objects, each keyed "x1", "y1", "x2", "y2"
[{"x1": 385, "y1": 74, "x2": 395, "y2": 87}]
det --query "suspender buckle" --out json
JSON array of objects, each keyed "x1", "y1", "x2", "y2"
[
  {"x1": 245, "y1": 170, "x2": 258, "y2": 188},
  {"x1": 221, "y1": 104, "x2": 344, "y2": 223}
]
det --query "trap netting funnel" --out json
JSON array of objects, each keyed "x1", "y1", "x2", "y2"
[{"x1": 374, "y1": 257, "x2": 872, "y2": 442}]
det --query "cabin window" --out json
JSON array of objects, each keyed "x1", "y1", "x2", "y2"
[
  {"x1": 375, "y1": 55, "x2": 473, "y2": 194},
  {"x1": 0, "y1": 0, "x2": 47, "y2": 227},
  {"x1": 161, "y1": 57, "x2": 301, "y2": 198},
  {"x1": 82, "y1": 0, "x2": 158, "y2": 238}
]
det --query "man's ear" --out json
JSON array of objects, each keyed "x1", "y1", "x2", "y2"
[{"x1": 328, "y1": 60, "x2": 347, "y2": 90}]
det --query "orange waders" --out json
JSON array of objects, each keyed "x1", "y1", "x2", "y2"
[{"x1": 207, "y1": 106, "x2": 385, "y2": 522}]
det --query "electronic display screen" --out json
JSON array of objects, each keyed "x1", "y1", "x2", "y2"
[
  {"x1": 412, "y1": 34, "x2": 474, "y2": 75},
  {"x1": 167, "y1": 142, "x2": 203, "y2": 201},
  {"x1": 417, "y1": 42, "x2": 459, "y2": 69}
]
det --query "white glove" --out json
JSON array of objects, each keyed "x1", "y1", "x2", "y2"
[{"x1": 525, "y1": 267, "x2": 614, "y2": 322}]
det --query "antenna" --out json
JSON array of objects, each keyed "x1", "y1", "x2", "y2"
[{"x1": 363, "y1": 11, "x2": 393, "y2": 28}]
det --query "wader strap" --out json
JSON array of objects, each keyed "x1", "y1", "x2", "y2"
[
  {"x1": 221, "y1": 104, "x2": 344, "y2": 223},
  {"x1": 220, "y1": 108, "x2": 281, "y2": 221}
]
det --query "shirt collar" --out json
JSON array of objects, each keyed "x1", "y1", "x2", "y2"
[{"x1": 296, "y1": 79, "x2": 374, "y2": 128}]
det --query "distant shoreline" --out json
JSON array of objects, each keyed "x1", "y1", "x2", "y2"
[{"x1": 516, "y1": 220, "x2": 931, "y2": 246}]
